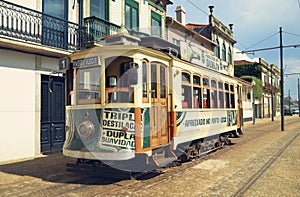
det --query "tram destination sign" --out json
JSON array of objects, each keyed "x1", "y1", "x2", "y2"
[{"x1": 73, "y1": 56, "x2": 99, "y2": 68}]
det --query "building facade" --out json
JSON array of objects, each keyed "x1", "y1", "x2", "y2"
[
  {"x1": 186, "y1": 6, "x2": 236, "y2": 77},
  {"x1": 234, "y1": 59, "x2": 281, "y2": 120}
]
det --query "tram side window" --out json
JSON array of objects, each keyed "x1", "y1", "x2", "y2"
[
  {"x1": 211, "y1": 80, "x2": 218, "y2": 108},
  {"x1": 218, "y1": 82, "x2": 224, "y2": 108},
  {"x1": 230, "y1": 84, "x2": 235, "y2": 108},
  {"x1": 77, "y1": 66, "x2": 101, "y2": 103},
  {"x1": 193, "y1": 75, "x2": 202, "y2": 108},
  {"x1": 203, "y1": 77, "x2": 210, "y2": 108},
  {"x1": 142, "y1": 61, "x2": 148, "y2": 102},
  {"x1": 225, "y1": 83, "x2": 230, "y2": 108},
  {"x1": 182, "y1": 72, "x2": 192, "y2": 108}
]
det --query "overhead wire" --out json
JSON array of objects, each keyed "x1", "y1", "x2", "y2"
[
  {"x1": 242, "y1": 32, "x2": 279, "y2": 51},
  {"x1": 186, "y1": 0, "x2": 209, "y2": 16},
  {"x1": 184, "y1": 0, "x2": 210, "y2": 36},
  {"x1": 283, "y1": 31, "x2": 300, "y2": 39}
]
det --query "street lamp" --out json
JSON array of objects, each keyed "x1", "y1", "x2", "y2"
[{"x1": 252, "y1": 80, "x2": 256, "y2": 125}]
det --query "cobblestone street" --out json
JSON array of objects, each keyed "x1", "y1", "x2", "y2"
[{"x1": 0, "y1": 116, "x2": 299, "y2": 196}]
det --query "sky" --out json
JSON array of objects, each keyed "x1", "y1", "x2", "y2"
[{"x1": 167, "y1": 0, "x2": 300, "y2": 99}]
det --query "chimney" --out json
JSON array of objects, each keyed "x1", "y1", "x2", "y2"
[
  {"x1": 209, "y1": 5, "x2": 214, "y2": 15},
  {"x1": 175, "y1": 6, "x2": 186, "y2": 26},
  {"x1": 229, "y1": 24, "x2": 233, "y2": 31},
  {"x1": 208, "y1": 5, "x2": 214, "y2": 25}
]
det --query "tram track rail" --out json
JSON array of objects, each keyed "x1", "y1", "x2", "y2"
[
  {"x1": 93, "y1": 147, "x2": 226, "y2": 196},
  {"x1": 232, "y1": 132, "x2": 300, "y2": 197}
]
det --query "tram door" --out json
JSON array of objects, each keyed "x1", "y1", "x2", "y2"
[
  {"x1": 150, "y1": 63, "x2": 169, "y2": 147},
  {"x1": 40, "y1": 75, "x2": 65, "y2": 152}
]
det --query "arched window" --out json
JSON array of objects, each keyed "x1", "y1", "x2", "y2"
[
  {"x1": 211, "y1": 79, "x2": 218, "y2": 108},
  {"x1": 222, "y1": 43, "x2": 226, "y2": 61},
  {"x1": 215, "y1": 39, "x2": 220, "y2": 58},
  {"x1": 224, "y1": 82, "x2": 230, "y2": 108},
  {"x1": 203, "y1": 77, "x2": 210, "y2": 108},
  {"x1": 193, "y1": 75, "x2": 202, "y2": 108},
  {"x1": 182, "y1": 72, "x2": 192, "y2": 108},
  {"x1": 218, "y1": 81, "x2": 224, "y2": 108},
  {"x1": 228, "y1": 47, "x2": 232, "y2": 64}
]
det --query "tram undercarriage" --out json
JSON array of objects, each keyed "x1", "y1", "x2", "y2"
[{"x1": 66, "y1": 131, "x2": 237, "y2": 173}]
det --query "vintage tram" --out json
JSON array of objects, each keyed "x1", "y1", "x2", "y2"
[{"x1": 60, "y1": 42, "x2": 242, "y2": 172}]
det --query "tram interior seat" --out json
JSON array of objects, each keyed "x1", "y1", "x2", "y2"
[
  {"x1": 193, "y1": 98, "x2": 200, "y2": 108},
  {"x1": 182, "y1": 102, "x2": 189, "y2": 108}
]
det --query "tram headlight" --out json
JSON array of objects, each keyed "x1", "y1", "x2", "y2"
[{"x1": 77, "y1": 120, "x2": 95, "y2": 139}]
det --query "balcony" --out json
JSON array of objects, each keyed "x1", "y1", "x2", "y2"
[
  {"x1": 0, "y1": 0, "x2": 164, "y2": 53},
  {"x1": 84, "y1": 16, "x2": 153, "y2": 45},
  {"x1": 84, "y1": 16, "x2": 120, "y2": 44},
  {"x1": 0, "y1": 0, "x2": 86, "y2": 52}
]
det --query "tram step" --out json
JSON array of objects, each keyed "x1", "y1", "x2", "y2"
[{"x1": 152, "y1": 154, "x2": 177, "y2": 167}]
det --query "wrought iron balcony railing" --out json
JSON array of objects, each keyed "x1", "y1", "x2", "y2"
[
  {"x1": 0, "y1": 0, "x2": 87, "y2": 51},
  {"x1": 84, "y1": 16, "x2": 120, "y2": 43}
]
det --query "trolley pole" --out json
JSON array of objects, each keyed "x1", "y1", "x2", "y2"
[
  {"x1": 252, "y1": 80, "x2": 256, "y2": 125},
  {"x1": 288, "y1": 89, "x2": 291, "y2": 110},
  {"x1": 280, "y1": 27, "x2": 284, "y2": 131},
  {"x1": 271, "y1": 64, "x2": 274, "y2": 121},
  {"x1": 298, "y1": 78, "x2": 300, "y2": 117}
]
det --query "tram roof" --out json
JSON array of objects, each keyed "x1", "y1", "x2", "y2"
[
  {"x1": 69, "y1": 45, "x2": 173, "y2": 62},
  {"x1": 68, "y1": 45, "x2": 238, "y2": 83}
]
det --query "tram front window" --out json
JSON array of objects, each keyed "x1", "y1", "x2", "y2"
[{"x1": 77, "y1": 66, "x2": 101, "y2": 104}]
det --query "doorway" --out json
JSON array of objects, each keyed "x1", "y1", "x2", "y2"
[
  {"x1": 40, "y1": 75, "x2": 65, "y2": 152},
  {"x1": 150, "y1": 63, "x2": 169, "y2": 148}
]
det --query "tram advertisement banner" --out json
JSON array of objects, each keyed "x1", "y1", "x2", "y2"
[
  {"x1": 176, "y1": 110, "x2": 237, "y2": 136},
  {"x1": 98, "y1": 108, "x2": 135, "y2": 151},
  {"x1": 180, "y1": 42, "x2": 233, "y2": 76}
]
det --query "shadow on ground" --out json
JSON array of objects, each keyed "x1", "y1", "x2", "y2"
[{"x1": 0, "y1": 151, "x2": 162, "y2": 185}]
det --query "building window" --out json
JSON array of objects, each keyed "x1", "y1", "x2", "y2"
[
  {"x1": 215, "y1": 39, "x2": 220, "y2": 58},
  {"x1": 125, "y1": 0, "x2": 139, "y2": 31},
  {"x1": 173, "y1": 38, "x2": 180, "y2": 46},
  {"x1": 228, "y1": 47, "x2": 232, "y2": 64},
  {"x1": 43, "y1": 0, "x2": 68, "y2": 20},
  {"x1": 222, "y1": 43, "x2": 226, "y2": 61},
  {"x1": 42, "y1": 0, "x2": 68, "y2": 49},
  {"x1": 90, "y1": 0, "x2": 108, "y2": 20},
  {"x1": 151, "y1": 11, "x2": 162, "y2": 37}
]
